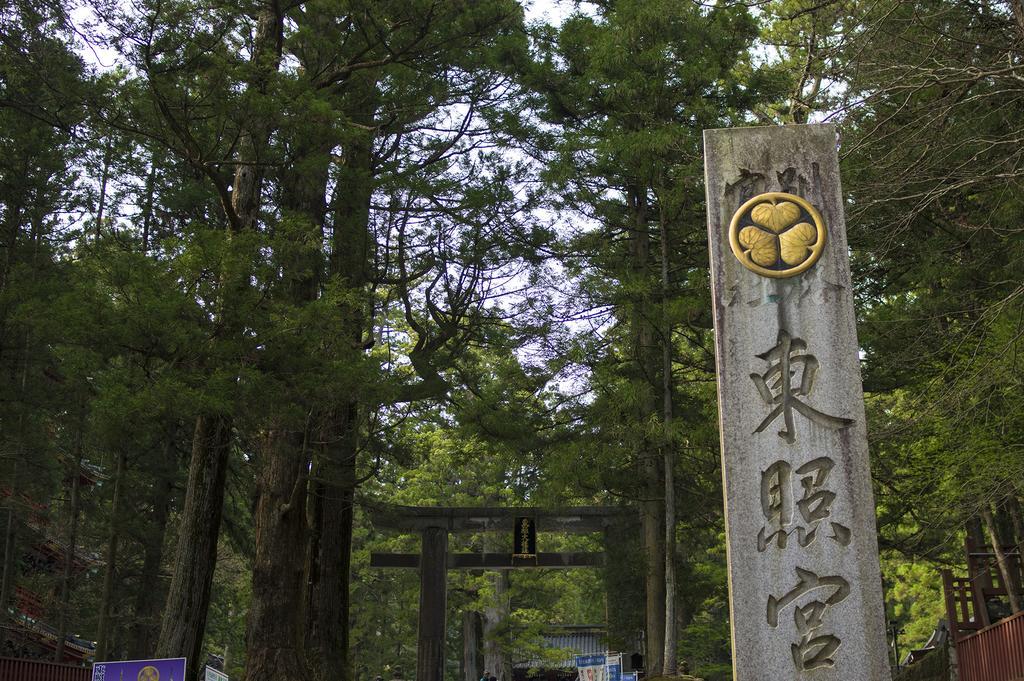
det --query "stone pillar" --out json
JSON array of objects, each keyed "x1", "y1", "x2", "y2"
[
  {"x1": 418, "y1": 526, "x2": 448, "y2": 681},
  {"x1": 703, "y1": 123, "x2": 889, "y2": 680}
]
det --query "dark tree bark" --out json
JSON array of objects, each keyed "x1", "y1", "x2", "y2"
[
  {"x1": 305, "y1": 403, "x2": 358, "y2": 681},
  {"x1": 96, "y1": 450, "x2": 127, "y2": 661},
  {"x1": 242, "y1": 430, "x2": 310, "y2": 681},
  {"x1": 129, "y1": 442, "x2": 175, "y2": 658},
  {"x1": 483, "y1": 571, "x2": 512, "y2": 681},
  {"x1": 153, "y1": 6, "x2": 283, "y2": 677},
  {"x1": 227, "y1": 4, "x2": 283, "y2": 234},
  {"x1": 0, "y1": 494, "x2": 18, "y2": 650},
  {"x1": 462, "y1": 610, "x2": 482, "y2": 681},
  {"x1": 93, "y1": 140, "x2": 113, "y2": 240},
  {"x1": 627, "y1": 183, "x2": 666, "y2": 675},
  {"x1": 640, "y1": 375, "x2": 666, "y2": 676},
  {"x1": 141, "y1": 154, "x2": 159, "y2": 253},
  {"x1": 1009, "y1": 496, "x2": 1024, "y2": 599},
  {"x1": 156, "y1": 416, "x2": 232, "y2": 673},
  {"x1": 246, "y1": 41, "x2": 337, "y2": 678},
  {"x1": 1008, "y1": 494, "x2": 1024, "y2": 563},
  {"x1": 305, "y1": 88, "x2": 376, "y2": 681},
  {"x1": 55, "y1": 441, "x2": 84, "y2": 663},
  {"x1": 995, "y1": 499, "x2": 1024, "y2": 611},
  {"x1": 1011, "y1": 0, "x2": 1024, "y2": 41},
  {"x1": 658, "y1": 200, "x2": 676, "y2": 676},
  {"x1": 981, "y1": 503, "x2": 1023, "y2": 613}
]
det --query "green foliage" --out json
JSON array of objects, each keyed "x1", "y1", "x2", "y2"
[{"x1": 4, "y1": 0, "x2": 1023, "y2": 677}]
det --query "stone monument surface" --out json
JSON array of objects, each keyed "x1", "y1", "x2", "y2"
[{"x1": 703, "y1": 123, "x2": 889, "y2": 680}]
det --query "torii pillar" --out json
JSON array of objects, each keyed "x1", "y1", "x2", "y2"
[{"x1": 418, "y1": 526, "x2": 448, "y2": 681}]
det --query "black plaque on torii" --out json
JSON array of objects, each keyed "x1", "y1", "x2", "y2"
[{"x1": 512, "y1": 516, "x2": 537, "y2": 559}]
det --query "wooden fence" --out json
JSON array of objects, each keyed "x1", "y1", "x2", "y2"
[
  {"x1": 957, "y1": 609, "x2": 1024, "y2": 681},
  {"x1": 0, "y1": 656, "x2": 91, "y2": 681}
]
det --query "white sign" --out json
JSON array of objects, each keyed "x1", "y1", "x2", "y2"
[{"x1": 204, "y1": 667, "x2": 229, "y2": 681}]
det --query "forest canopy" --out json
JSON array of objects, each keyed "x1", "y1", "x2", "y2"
[{"x1": 1, "y1": 1, "x2": 1023, "y2": 681}]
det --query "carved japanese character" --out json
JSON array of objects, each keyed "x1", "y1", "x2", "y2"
[
  {"x1": 750, "y1": 330, "x2": 854, "y2": 443},
  {"x1": 767, "y1": 567, "x2": 851, "y2": 671},
  {"x1": 757, "y1": 456, "x2": 852, "y2": 551}
]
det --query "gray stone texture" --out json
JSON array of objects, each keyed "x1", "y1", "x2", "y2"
[{"x1": 703, "y1": 124, "x2": 890, "y2": 680}]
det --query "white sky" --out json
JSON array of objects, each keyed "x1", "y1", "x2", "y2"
[{"x1": 524, "y1": 0, "x2": 575, "y2": 24}]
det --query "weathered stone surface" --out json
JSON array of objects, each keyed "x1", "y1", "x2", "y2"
[{"x1": 703, "y1": 124, "x2": 889, "y2": 680}]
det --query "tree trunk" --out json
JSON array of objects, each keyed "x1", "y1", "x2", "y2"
[
  {"x1": 153, "y1": 3, "x2": 281, "y2": 676},
  {"x1": 995, "y1": 499, "x2": 1024, "y2": 612},
  {"x1": 641, "y1": 382, "x2": 666, "y2": 678},
  {"x1": 1006, "y1": 495, "x2": 1024, "y2": 581},
  {"x1": 129, "y1": 442, "x2": 175, "y2": 658},
  {"x1": 628, "y1": 183, "x2": 665, "y2": 675},
  {"x1": 305, "y1": 404, "x2": 358, "y2": 681},
  {"x1": 141, "y1": 154, "x2": 159, "y2": 253},
  {"x1": 0, "y1": 189, "x2": 24, "y2": 296},
  {"x1": 0, "y1": 485, "x2": 18, "y2": 650},
  {"x1": 229, "y1": 5, "x2": 283, "y2": 234},
  {"x1": 261, "y1": 112, "x2": 348, "y2": 681},
  {"x1": 94, "y1": 140, "x2": 113, "y2": 240},
  {"x1": 462, "y1": 610, "x2": 482, "y2": 681},
  {"x1": 242, "y1": 430, "x2": 310, "y2": 681},
  {"x1": 244, "y1": 32, "x2": 336, "y2": 674},
  {"x1": 1, "y1": 208, "x2": 42, "y2": 650},
  {"x1": 1010, "y1": 0, "x2": 1024, "y2": 42},
  {"x1": 658, "y1": 203, "x2": 676, "y2": 676},
  {"x1": 96, "y1": 450, "x2": 127, "y2": 661},
  {"x1": 306, "y1": 83, "x2": 376, "y2": 681},
  {"x1": 676, "y1": 596, "x2": 694, "y2": 675},
  {"x1": 981, "y1": 503, "x2": 1023, "y2": 613},
  {"x1": 156, "y1": 415, "x2": 232, "y2": 678},
  {"x1": 483, "y1": 571, "x2": 512, "y2": 681},
  {"x1": 55, "y1": 441, "x2": 84, "y2": 663}
]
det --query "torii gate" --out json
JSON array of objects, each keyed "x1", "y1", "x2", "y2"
[{"x1": 367, "y1": 505, "x2": 631, "y2": 681}]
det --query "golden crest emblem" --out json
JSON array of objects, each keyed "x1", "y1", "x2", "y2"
[
  {"x1": 728, "y1": 192, "x2": 827, "y2": 278},
  {"x1": 138, "y1": 666, "x2": 160, "y2": 681}
]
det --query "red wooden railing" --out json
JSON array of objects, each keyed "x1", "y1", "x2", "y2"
[
  {"x1": 0, "y1": 657, "x2": 91, "y2": 681},
  {"x1": 957, "y1": 609, "x2": 1024, "y2": 681}
]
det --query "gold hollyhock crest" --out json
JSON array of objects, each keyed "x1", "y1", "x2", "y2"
[
  {"x1": 137, "y1": 667, "x2": 161, "y2": 681},
  {"x1": 728, "y1": 192, "x2": 827, "y2": 278}
]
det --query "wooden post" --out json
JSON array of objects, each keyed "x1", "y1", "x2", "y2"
[
  {"x1": 704, "y1": 124, "x2": 889, "y2": 680},
  {"x1": 418, "y1": 526, "x2": 448, "y2": 681}
]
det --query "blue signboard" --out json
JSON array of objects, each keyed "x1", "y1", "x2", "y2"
[
  {"x1": 92, "y1": 658, "x2": 187, "y2": 681},
  {"x1": 575, "y1": 655, "x2": 607, "y2": 668},
  {"x1": 607, "y1": 662, "x2": 621, "y2": 681}
]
